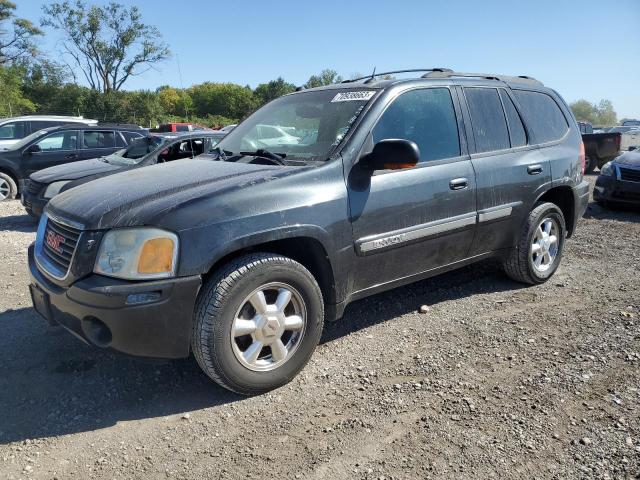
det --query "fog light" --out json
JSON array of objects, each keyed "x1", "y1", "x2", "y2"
[{"x1": 126, "y1": 292, "x2": 162, "y2": 305}]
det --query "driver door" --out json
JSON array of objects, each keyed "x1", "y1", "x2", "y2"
[{"x1": 348, "y1": 87, "x2": 477, "y2": 293}]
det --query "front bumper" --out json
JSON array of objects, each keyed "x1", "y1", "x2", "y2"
[
  {"x1": 594, "y1": 174, "x2": 640, "y2": 205},
  {"x1": 20, "y1": 190, "x2": 46, "y2": 217},
  {"x1": 28, "y1": 244, "x2": 202, "y2": 359}
]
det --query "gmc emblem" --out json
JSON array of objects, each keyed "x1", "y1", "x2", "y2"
[{"x1": 46, "y1": 230, "x2": 65, "y2": 254}]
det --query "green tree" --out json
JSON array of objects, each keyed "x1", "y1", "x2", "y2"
[
  {"x1": 594, "y1": 99, "x2": 617, "y2": 126},
  {"x1": 42, "y1": 0, "x2": 170, "y2": 92},
  {"x1": 189, "y1": 82, "x2": 256, "y2": 119},
  {"x1": 0, "y1": 64, "x2": 36, "y2": 116},
  {"x1": 304, "y1": 69, "x2": 343, "y2": 89},
  {"x1": 254, "y1": 77, "x2": 296, "y2": 106},
  {"x1": 157, "y1": 86, "x2": 193, "y2": 117},
  {"x1": 0, "y1": 0, "x2": 42, "y2": 65},
  {"x1": 570, "y1": 99, "x2": 597, "y2": 124},
  {"x1": 570, "y1": 99, "x2": 617, "y2": 126}
]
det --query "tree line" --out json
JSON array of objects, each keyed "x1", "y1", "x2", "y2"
[{"x1": 0, "y1": 0, "x2": 625, "y2": 128}]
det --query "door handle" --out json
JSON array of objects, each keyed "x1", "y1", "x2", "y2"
[
  {"x1": 527, "y1": 164, "x2": 543, "y2": 175},
  {"x1": 449, "y1": 178, "x2": 468, "y2": 190},
  {"x1": 65, "y1": 154, "x2": 78, "y2": 159}
]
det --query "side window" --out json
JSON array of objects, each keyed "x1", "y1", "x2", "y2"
[
  {"x1": 372, "y1": 88, "x2": 460, "y2": 163},
  {"x1": 35, "y1": 131, "x2": 79, "y2": 151},
  {"x1": 83, "y1": 130, "x2": 116, "y2": 149},
  {"x1": 499, "y1": 90, "x2": 527, "y2": 147},
  {"x1": 464, "y1": 88, "x2": 510, "y2": 153},
  {"x1": 121, "y1": 131, "x2": 144, "y2": 144},
  {"x1": 115, "y1": 132, "x2": 127, "y2": 148},
  {"x1": 31, "y1": 121, "x2": 59, "y2": 132},
  {"x1": 0, "y1": 121, "x2": 27, "y2": 140},
  {"x1": 512, "y1": 90, "x2": 569, "y2": 144}
]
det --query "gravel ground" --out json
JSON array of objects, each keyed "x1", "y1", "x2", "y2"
[{"x1": 0, "y1": 175, "x2": 639, "y2": 480}]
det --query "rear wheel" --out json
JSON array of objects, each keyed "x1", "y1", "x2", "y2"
[
  {"x1": 504, "y1": 202, "x2": 566, "y2": 285},
  {"x1": 0, "y1": 172, "x2": 17, "y2": 201},
  {"x1": 192, "y1": 253, "x2": 324, "y2": 395}
]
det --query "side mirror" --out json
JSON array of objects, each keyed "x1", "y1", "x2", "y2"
[
  {"x1": 359, "y1": 139, "x2": 420, "y2": 171},
  {"x1": 27, "y1": 144, "x2": 41, "y2": 154}
]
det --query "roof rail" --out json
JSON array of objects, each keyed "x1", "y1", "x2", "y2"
[
  {"x1": 421, "y1": 70, "x2": 543, "y2": 86},
  {"x1": 342, "y1": 68, "x2": 453, "y2": 84}
]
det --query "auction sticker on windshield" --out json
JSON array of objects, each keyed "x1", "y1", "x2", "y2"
[{"x1": 331, "y1": 91, "x2": 376, "y2": 102}]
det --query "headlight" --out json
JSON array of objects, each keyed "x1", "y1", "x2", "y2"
[
  {"x1": 43, "y1": 180, "x2": 71, "y2": 199},
  {"x1": 94, "y1": 228, "x2": 179, "y2": 280},
  {"x1": 600, "y1": 162, "x2": 615, "y2": 177}
]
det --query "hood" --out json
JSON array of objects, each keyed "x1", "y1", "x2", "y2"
[
  {"x1": 46, "y1": 159, "x2": 288, "y2": 230},
  {"x1": 31, "y1": 157, "x2": 122, "y2": 183},
  {"x1": 614, "y1": 151, "x2": 640, "y2": 167}
]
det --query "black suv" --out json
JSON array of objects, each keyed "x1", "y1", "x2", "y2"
[
  {"x1": 0, "y1": 124, "x2": 144, "y2": 200},
  {"x1": 21, "y1": 131, "x2": 226, "y2": 218},
  {"x1": 28, "y1": 69, "x2": 590, "y2": 395}
]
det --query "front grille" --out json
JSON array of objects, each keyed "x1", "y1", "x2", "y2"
[
  {"x1": 42, "y1": 217, "x2": 81, "y2": 275},
  {"x1": 619, "y1": 167, "x2": 640, "y2": 183},
  {"x1": 27, "y1": 180, "x2": 45, "y2": 195}
]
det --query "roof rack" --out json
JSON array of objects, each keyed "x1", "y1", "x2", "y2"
[
  {"x1": 421, "y1": 70, "x2": 543, "y2": 86},
  {"x1": 342, "y1": 68, "x2": 453, "y2": 84}
]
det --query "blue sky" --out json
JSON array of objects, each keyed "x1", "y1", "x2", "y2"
[{"x1": 15, "y1": 0, "x2": 640, "y2": 118}]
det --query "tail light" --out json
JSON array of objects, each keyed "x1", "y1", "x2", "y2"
[{"x1": 579, "y1": 141, "x2": 586, "y2": 175}]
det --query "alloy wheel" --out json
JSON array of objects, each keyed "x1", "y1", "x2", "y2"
[{"x1": 531, "y1": 217, "x2": 559, "y2": 272}]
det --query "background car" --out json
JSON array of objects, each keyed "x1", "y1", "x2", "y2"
[
  {"x1": 0, "y1": 115, "x2": 98, "y2": 149},
  {"x1": 594, "y1": 150, "x2": 640, "y2": 207},
  {"x1": 149, "y1": 122, "x2": 212, "y2": 133},
  {"x1": 0, "y1": 124, "x2": 144, "y2": 201},
  {"x1": 22, "y1": 130, "x2": 226, "y2": 217}
]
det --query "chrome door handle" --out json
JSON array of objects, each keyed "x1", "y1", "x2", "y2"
[
  {"x1": 449, "y1": 178, "x2": 468, "y2": 190},
  {"x1": 527, "y1": 164, "x2": 543, "y2": 175}
]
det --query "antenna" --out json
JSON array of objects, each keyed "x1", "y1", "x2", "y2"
[
  {"x1": 364, "y1": 66, "x2": 377, "y2": 84},
  {"x1": 176, "y1": 54, "x2": 188, "y2": 119}
]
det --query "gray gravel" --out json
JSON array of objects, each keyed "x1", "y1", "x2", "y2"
[{"x1": 0, "y1": 175, "x2": 639, "y2": 479}]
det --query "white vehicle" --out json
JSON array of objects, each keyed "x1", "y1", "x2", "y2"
[{"x1": 0, "y1": 116, "x2": 98, "y2": 149}]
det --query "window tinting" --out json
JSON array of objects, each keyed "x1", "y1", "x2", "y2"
[
  {"x1": 83, "y1": 130, "x2": 115, "y2": 149},
  {"x1": 513, "y1": 90, "x2": 569, "y2": 144},
  {"x1": 36, "y1": 131, "x2": 79, "y2": 151},
  {"x1": 499, "y1": 90, "x2": 527, "y2": 147},
  {"x1": 465, "y1": 88, "x2": 510, "y2": 153},
  {"x1": 0, "y1": 121, "x2": 26, "y2": 140},
  {"x1": 373, "y1": 88, "x2": 460, "y2": 162}
]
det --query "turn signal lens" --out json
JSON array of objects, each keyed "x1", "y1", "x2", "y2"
[
  {"x1": 579, "y1": 141, "x2": 586, "y2": 175},
  {"x1": 138, "y1": 238, "x2": 175, "y2": 274}
]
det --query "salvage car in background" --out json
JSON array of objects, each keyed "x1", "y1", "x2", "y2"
[
  {"x1": 22, "y1": 130, "x2": 226, "y2": 217},
  {"x1": 0, "y1": 115, "x2": 98, "y2": 150},
  {"x1": 578, "y1": 122, "x2": 621, "y2": 173},
  {"x1": 0, "y1": 124, "x2": 144, "y2": 201},
  {"x1": 594, "y1": 150, "x2": 640, "y2": 207}
]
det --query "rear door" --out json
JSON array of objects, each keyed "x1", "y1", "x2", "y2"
[
  {"x1": 462, "y1": 86, "x2": 553, "y2": 256},
  {"x1": 348, "y1": 87, "x2": 477, "y2": 293},
  {"x1": 79, "y1": 130, "x2": 118, "y2": 160},
  {"x1": 23, "y1": 129, "x2": 80, "y2": 175}
]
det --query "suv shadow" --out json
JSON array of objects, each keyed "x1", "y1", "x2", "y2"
[
  {"x1": 0, "y1": 261, "x2": 519, "y2": 444},
  {"x1": 583, "y1": 201, "x2": 640, "y2": 223},
  {"x1": 0, "y1": 212, "x2": 38, "y2": 233}
]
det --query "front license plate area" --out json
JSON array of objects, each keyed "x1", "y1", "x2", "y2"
[{"x1": 29, "y1": 284, "x2": 54, "y2": 324}]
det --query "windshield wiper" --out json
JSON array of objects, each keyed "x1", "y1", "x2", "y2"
[{"x1": 239, "y1": 149, "x2": 287, "y2": 165}]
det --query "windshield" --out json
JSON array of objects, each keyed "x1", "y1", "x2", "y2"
[
  {"x1": 216, "y1": 88, "x2": 377, "y2": 161},
  {"x1": 8, "y1": 127, "x2": 58, "y2": 150},
  {"x1": 103, "y1": 135, "x2": 169, "y2": 165}
]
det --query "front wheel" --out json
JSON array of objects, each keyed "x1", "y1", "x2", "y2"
[
  {"x1": 0, "y1": 172, "x2": 17, "y2": 201},
  {"x1": 192, "y1": 253, "x2": 324, "y2": 395},
  {"x1": 504, "y1": 202, "x2": 566, "y2": 285}
]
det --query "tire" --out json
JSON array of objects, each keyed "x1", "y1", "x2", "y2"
[
  {"x1": 503, "y1": 202, "x2": 566, "y2": 285},
  {"x1": 0, "y1": 172, "x2": 17, "y2": 201},
  {"x1": 192, "y1": 252, "x2": 324, "y2": 395},
  {"x1": 584, "y1": 155, "x2": 597, "y2": 174}
]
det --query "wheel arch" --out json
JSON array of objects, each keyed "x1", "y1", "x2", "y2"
[
  {"x1": 536, "y1": 186, "x2": 576, "y2": 237},
  {"x1": 202, "y1": 231, "x2": 338, "y2": 307}
]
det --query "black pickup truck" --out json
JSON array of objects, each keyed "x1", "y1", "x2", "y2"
[
  {"x1": 578, "y1": 122, "x2": 621, "y2": 173},
  {"x1": 28, "y1": 69, "x2": 589, "y2": 395}
]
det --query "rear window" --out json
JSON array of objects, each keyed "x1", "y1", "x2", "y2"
[
  {"x1": 513, "y1": 90, "x2": 569, "y2": 144},
  {"x1": 464, "y1": 87, "x2": 510, "y2": 153},
  {"x1": 499, "y1": 90, "x2": 527, "y2": 147}
]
